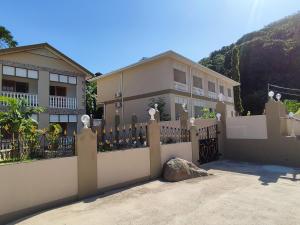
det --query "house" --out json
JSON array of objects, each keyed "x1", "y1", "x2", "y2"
[
  {"x1": 0, "y1": 43, "x2": 93, "y2": 134},
  {"x1": 90, "y1": 50, "x2": 239, "y2": 125}
]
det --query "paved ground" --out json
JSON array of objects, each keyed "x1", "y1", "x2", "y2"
[{"x1": 11, "y1": 160, "x2": 300, "y2": 225}]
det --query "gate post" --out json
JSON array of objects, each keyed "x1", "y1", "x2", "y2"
[
  {"x1": 76, "y1": 116, "x2": 98, "y2": 199},
  {"x1": 216, "y1": 101, "x2": 227, "y2": 158},
  {"x1": 190, "y1": 120, "x2": 199, "y2": 165},
  {"x1": 148, "y1": 108, "x2": 162, "y2": 179}
]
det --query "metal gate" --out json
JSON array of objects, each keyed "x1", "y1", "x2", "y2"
[{"x1": 198, "y1": 124, "x2": 219, "y2": 164}]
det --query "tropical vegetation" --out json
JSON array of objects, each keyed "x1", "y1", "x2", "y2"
[{"x1": 200, "y1": 12, "x2": 300, "y2": 115}]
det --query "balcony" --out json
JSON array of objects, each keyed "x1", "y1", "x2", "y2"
[
  {"x1": 49, "y1": 96, "x2": 77, "y2": 109},
  {"x1": 0, "y1": 91, "x2": 38, "y2": 107},
  {"x1": 192, "y1": 87, "x2": 204, "y2": 96},
  {"x1": 208, "y1": 91, "x2": 218, "y2": 100},
  {"x1": 173, "y1": 81, "x2": 188, "y2": 92}
]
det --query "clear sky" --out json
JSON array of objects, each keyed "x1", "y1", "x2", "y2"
[{"x1": 0, "y1": 0, "x2": 299, "y2": 74}]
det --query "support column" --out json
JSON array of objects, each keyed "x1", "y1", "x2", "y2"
[
  {"x1": 76, "y1": 127, "x2": 97, "y2": 199},
  {"x1": 148, "y1": 119, "x2": 161, "y2": 179},
  {"x1": 38, "y1": 70, "x2": 50, "y2": 129}
]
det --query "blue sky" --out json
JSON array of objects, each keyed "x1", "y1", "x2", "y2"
[{"x1": 0, "y1": 0, "x2": 299, "y2": 74}]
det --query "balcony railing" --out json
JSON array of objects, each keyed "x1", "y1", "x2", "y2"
[
  {"x1": 174, "y1": 81, "x2": 188, "y2": 92},
  {"x1": 192, "y1": 87, "x2": 204, "y2": 96},
  {"x1": 49, "y1": 96, "x2": 77, "y2": 109},
  {"x1": 208, "y1": 91, "x2": 218, "y2": 100},
  {"x1": 0, "y1": 91, "x2": 38, "y2": 107}
]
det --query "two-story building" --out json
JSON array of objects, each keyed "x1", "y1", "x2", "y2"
[
  {"x1": 90, "y1": 50, "x2": 239, "y2": 125},
  {"x1": 0, "y1": 43, "x2": 93, "y2": 134}
]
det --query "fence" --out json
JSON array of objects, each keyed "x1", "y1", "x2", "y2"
[
  {"x1": 0, "y1": 135, "x2": 75, "y2": 163},
  {"x1": 97, "y1": 123, "x2": 148, "y2": 151},
  {"x1": 160, "y1": 121, "x2": 190, "y2": 144}
]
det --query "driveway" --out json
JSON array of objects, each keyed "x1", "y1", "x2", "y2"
[{"x1": 11, "y1": 160, "x2": 300, "y2": 225}]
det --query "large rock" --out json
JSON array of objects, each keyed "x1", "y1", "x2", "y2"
[{"x1": 163, "y1": 157, "x2": 208, "y2": 182}]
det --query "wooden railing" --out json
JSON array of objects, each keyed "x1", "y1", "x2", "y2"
[
  {"x1": 0, "y1": 91, "x2": 38, "y2": 107},
  {"x1": 49, "y1": 96, "x2": 77, "y2": 109}
]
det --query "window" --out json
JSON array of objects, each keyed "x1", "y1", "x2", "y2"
[
  {"x1": 2, "y1": 80, "x2": 15, "y2": 92},
  {"x1": 59, "y1": 75, "x2": 68, "y2": 83},
  {"x1": 50, "y1": 86, "x2": 67, "y2": 96},
  {"x1": 16, "y1": 82, "x2": 29, "y2": 93},
  {"x1": 193, "y1": 76, "x2": 203, "y2": 89},
  {"x1": 194, "y1": 106, "x2": 203, "y2": 118},
  {"x1": 50, "y1": 73, "x2": 59, "y2": 82},
  {"x1": 2, "y1": 80, "x2": 28, "y2": 93},
  {"x1": 69, "y1": 115, "x2": 77, "y2": 122},
  {"x1": 50, "y1": 115, "x2": 59, "y2": 123},
  {"x1": 16, "y1": 68, "x2": 27, "y2": 77},
  {"x1": 3, "y1": 66, "x2": 15, "y2": 76},
  {"x1": 219, "y1": 85, "x2": 224, "y2": 94},
  {"x1": 68, "y1": 76, "x2": 77, "y2": 84},
  {"x1": 228, "y1": 88, "x2": 232, "y2": 97},
  {"x1": 28, "y1": 70, "x2": 38, "y2": 79},
  {"x1": 173, "y1": 69, "x2": 186, "y2": 84},
  {"x1": 208, "y1": 81, "x2": 216, "y2": 93}
]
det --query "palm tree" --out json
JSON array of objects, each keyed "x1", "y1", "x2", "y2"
[{"x1": 0, "y1": 26, "x2": 17, "y2": 49}]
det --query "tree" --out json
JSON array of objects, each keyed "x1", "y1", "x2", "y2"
[
  {"x1": 199, "y1": 108, "x2": 216, "y2": 119},
  {"x1": 230, "y1": 46, "x2": 244, "y2": 114},
  {"x1": 283, "y1": 100, "x2": 300, "y2": 113},
  {"x1": 0, "y1": 26, "x2": 17, "y2": 49},
  {"x1": 86, "y1": 81, "x2": 97, "y2": 117},
  {"x1": 0, "y1": 96, "x2": 44, "y2": 138}
]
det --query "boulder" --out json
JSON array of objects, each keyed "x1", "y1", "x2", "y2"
[{"x1": 163, "y1": 157, "x2": 208, "y2": 182}]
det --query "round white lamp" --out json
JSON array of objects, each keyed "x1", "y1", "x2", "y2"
[
  {"x1": 276, "y1": 93, "x2": 281, "y2": 101},
  {"x1": 81, "y1": 115, "x2": 90, "y2": 129},
  {"x1": 148, "y1": 108, "x2": 156, "y2": 121},
  {"x1": 268, "y1": 91, "x2": 274, "y2": 99},
  {"x1": 216, "y1": 113, "x2": 221, "y2": 121},
  {"x1": 218, "y1": 93, "x2": 224, "y2": 102},
  {"x1": 189, "y1": 117, "x2": 195, "y2": 126}
]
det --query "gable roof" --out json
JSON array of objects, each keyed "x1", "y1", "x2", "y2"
[
  {"x1": 88, "y1": 50, "x2": 239, "y2": 86},
  {"x1": 0, "y1": 43, "x2": 94, "y2": 78}
]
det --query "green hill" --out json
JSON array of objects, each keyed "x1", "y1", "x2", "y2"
[{"x1": 200, "y1": 12, "x2": 300, "y2": 115}]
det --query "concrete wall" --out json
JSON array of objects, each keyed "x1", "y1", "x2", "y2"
[
  {"x1": 226, "y1": 115, "x2": 268, "y2": 139},
  {"x1": 160, "y1": 142, "x2": 192, "y2": 166},
  {"x1": 97, "y1": 148, "x2": 150, "y2": 190},
  {"x1": 0, "y1": 157, "x2": 78, "y2": 223},
  {"x1": 218, "y1": 100, "x2": 300, "y2": 168}
]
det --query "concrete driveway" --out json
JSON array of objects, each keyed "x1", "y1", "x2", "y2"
[{"x1": 11, "y1": 160, "x2": 300, "y2": 225}]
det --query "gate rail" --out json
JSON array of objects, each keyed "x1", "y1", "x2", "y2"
[{"x1": 197, "y1": 124, "x2": 219, "y2": 164}]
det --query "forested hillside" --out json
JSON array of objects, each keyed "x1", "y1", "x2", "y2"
[{"x1": 200, "y1": 12, "x2": 300, "y2": 114}]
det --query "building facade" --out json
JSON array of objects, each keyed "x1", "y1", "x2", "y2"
[
  {"x1": 0, "y1": 43, "x2": 93, "y2": 134},
  {"x1": 91, "y1": 51, "x2": 239, "y2": 125}
]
